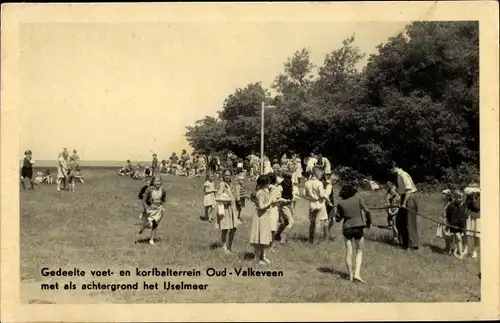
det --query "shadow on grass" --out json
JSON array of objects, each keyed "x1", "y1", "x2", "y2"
[
  {"x1": 317, "y1": 267, "x2": 349, "y2": 280},
  {"x1": 135, "y1": 238, "x2": 163, "y2": 244},
  {"x1": 423, "y1": 243, "x2": 448, "y2": 255}
]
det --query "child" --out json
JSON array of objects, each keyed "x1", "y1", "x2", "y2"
[
  {"x1": 203, "y1": 173, "x2": 216, "y2": 222},
  {"x1": 234, "y1": 175, "x2": 246, "y2": 224},
  {"x1": 445, "y1": 190, "x2": 468, "y2": 259},
  {"x1": 144, "y1": 165, "x2": 152, "y2": 177},
  {"x1": 152, "y1": 154, "x2": 159, "y2": 176},
  {"x1": 67, "y1": 156, "x2": 78, "y2": 192},
  {"x1": 56, "y1": 150, "x2": 69, "y2": 192},
  {"x1": 440, "y1": 189, "x2": 454, "y2": 253},
  {"x1": 335, "y1": 184, "x2": 372, "y2": 283},
  {"x1": 464, "y1": 183, "x2": 480, "y2": 258},
  {"x1": 249, "y1": 175, "x2": 274, "y2": 265},
  {"x1": 138, "y1": 176, "x2": 167, "y2": 246},
  {"x1": 386, "y1": 181, "x2": 401, "y2": 243},
  {"x1": 267, "y1": 173, "x2": 281, "y2": 249},
  {"x1": 275, "y1": 172, "x2": 294, "y2": 244},
  {"x1": 322, "y1": 174, "x2": 335, "y2": 240},
  {"x1": 34, "y1": 171, "x2": 44, "y2": 184},
  {"x1": 132, "y1": 165, "x2": 144, "y2": 180},
  {"x1": 21, "y1": 150, "x2": 35, "y2": 190}
]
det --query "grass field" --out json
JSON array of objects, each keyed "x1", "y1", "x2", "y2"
[{"x1": 20, "y1": 168, "x2": 480, "y2": 304}]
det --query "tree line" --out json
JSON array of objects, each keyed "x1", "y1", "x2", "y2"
[{"x1": 185, "y1": 21, "x2": 479, "y2": 188}]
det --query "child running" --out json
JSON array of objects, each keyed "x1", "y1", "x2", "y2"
[
  {"x1": 234, "y1": 174, "x2": 246, "y2": 224},
  {"x1": 203, "y1": 173, "x2": 216, "y2": 222},
  {"x1": 138, "y1": 175, "x2": 167, "y2": 246},
  {"x1": 335, "y1": 184, "x2": 372, "y2": 283}
]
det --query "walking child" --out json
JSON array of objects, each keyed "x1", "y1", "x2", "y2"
[{"x1": 335, "y1": 184, "x2": 372, "y2": 283}]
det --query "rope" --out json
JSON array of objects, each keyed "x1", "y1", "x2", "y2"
[{"x1": 369, "y1": 205, "x2": 481, "y2": 235}]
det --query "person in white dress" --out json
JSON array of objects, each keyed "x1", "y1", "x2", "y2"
[{"x1": 56, "y1": 150, "x2": 69, "y2": 191}]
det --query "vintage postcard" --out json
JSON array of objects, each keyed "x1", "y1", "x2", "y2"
[{"x1": 1, "y1": 1, "x2": 499, "y2": 322}]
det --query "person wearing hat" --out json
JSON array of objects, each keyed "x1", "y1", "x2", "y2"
[{"x1": 21, "y1": 150, "x2": 35, "y2": 190}]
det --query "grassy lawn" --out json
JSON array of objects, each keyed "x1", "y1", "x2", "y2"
[{"x1": 20, "y1": 168, "x2": 480, "y2": 304}]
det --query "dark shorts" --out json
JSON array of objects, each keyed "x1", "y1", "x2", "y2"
[
  {"x1": 21, "y1": 167, "x2": 33, "y2": 179},
  {"x1": 448, "y1": 219, "x2": 466, "y2": 234},
  {"x1": 236, "y1": 199, "x2": 245, "y2": 211},
  {"x1": 343, "y1": 226, "x2": 365, "y2": 240}
]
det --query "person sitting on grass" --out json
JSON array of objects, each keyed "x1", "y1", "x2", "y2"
[
  {"x1": 34, "y1": 171, "x2": 44, "y2": 184},
  {"x1": 138, "y1": 175, "x2": 167, "y2": 246},
  {"x1": 43, "y1": 168, "x2": 54, "y2": 184},
  {"x1": 143, "y1": 165, "x2": 152, "y2": 177},
  {"x1": 132, "y1": 165, "x2": 145, "y2": 180},
  {"x1": 335, "y1": 183, "x2": 372, "y2": 283},
  {"x1": 118, "y1": 160, "x2": 133, "y2": 176}
]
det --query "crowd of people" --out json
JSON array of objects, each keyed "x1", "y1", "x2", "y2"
[
  {"x1": 20, "y1": 148, "x2": 84, "y2": 192},
  {"x1": 134, "y1": 147, "x2": 480, "y2": 282},
  {"x1": 21, "y1": 146, "x2": 481, "y2": 281}
]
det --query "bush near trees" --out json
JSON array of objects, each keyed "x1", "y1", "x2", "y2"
[{"x1": 185, "y1": 22, "x2": 479, "y2": 189}]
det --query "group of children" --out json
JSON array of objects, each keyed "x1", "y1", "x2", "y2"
[
  {"x1": 439, "y1": 184, "x2": 481, "y2": 259},
  {"x1": 21, "y1": 149, "x2": 84, "y2": 192}
]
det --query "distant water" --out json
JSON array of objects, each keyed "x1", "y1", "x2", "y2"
[{"x1": 20, "y1": 160, "x2": 150, "y2": 168}]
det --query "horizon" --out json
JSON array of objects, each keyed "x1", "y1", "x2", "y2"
[{"x1": 19, "y1": 21, "x2": 409, "y2": 161}]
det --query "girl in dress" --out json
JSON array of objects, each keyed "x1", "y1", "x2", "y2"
[
  {"x1": 335, "y1": 184, "x2": 372, "y2": 283},
  {"x1": 464, "y1": 182, "x2": 480, "y2": 258},
  {"x1": 249, "y1": 175, "x2": 274, "y2": 265},
  {"x1": 203, "y1": 173, "x2": 216, "y2": 222},
  {"x1": 139, "y1": 175, "x2": 167, "y2": 246},
  {"x1": 215, "y1": 169, "x2": 238, "y2": 253},
  {"x1": 56, "y1": 150, "x2": 69, "y2": 191}
]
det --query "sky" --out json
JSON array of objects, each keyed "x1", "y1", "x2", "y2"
[{"x1": 19, "y1": 21, "x2": 409, "y2": 161}]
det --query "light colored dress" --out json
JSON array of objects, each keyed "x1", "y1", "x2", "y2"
[
  {"x1": 269, "y1": 184, "x2": 281, "y2": 231},
  {"x1": 143, "y1": 187, "x2": 166, "y2": 227},
  {"x1": 215, "y1": 182, "x2": 238, "y2": 230},
  {"x1": 203, "y1": 180, "x2": 216, "y2": 207},
  {"x1": 57, "y1": 156, "x2": 68, "y2": 180},
  {"x1": 249, "y1": 189, "x2": 272, "y2": 245}
]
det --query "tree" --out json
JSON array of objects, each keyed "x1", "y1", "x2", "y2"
[{"x1": 185, "y1": 116, "x2": 227, "y2": 155}]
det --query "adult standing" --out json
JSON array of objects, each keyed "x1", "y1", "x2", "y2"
[
  {"x1": 317, "y1": 154, "x2": 332, "y2": 176},
  {"x1": 390, "y1": 161, "x2": 419, "y2": 250},
  {"x1": 57, "y1": 150, "x2": 70, "y2": 191}
]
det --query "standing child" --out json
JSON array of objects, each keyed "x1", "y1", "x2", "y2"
[
  {"x1": 445, "y1": 190, "x2": 468, "y2": 259},
  {"x1": 56, "y1": 150, "x2": 69, "y2": 192},
  {"x1": 203, "y1": 173, "x2": 216, "y2": 222},
  {"x1": 335, "y1": 184, "x2": 372, "y2": 283},
  {"x1": 322, "y1": 174, "x2": 335, "y2": 240},
  {"x1": 21, "y1": 150, "x2": 35, "y2": 190},
  {"x1": 464, "y1": 182, "x2": 480, "y2": 258},
  {"x1": 249, "y1": 175, "x2": 275, "y2": 265},
  {"x1": 214, "y1": 170, "x2": 239, "y2": 253},
  {"x1": 440, "y1": 189, "x2": 453, "y2": 253},
  {"x1": 386, "y1": 181, "x2": 401, "y2": 243},
  {"x1": 138, "y1": 176, "x2": 167, "y2": 246},
  {"x1": 234, "y1": 175, "x2": 246, "y2": 224},
  {"x1": 267, "y1": 173, "x2": 281, "y2": 249},
  {"x1": 152, "y1": 154, "x2": 159, "y2": 176},
  {"x1": 275, "y1": 172, "x2": 294, "y2": 244},
  {"x1": 67, "y1": 156, "x2": 78, "y2": 192}
]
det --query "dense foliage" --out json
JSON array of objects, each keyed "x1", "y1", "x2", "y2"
[{"x1": 185, "y1": 22, "x2": 479, "y2": 187}]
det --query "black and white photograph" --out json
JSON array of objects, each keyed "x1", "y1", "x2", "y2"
[{"x1": 1, "y1": 2, "x2": 499, "y2": 322}]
